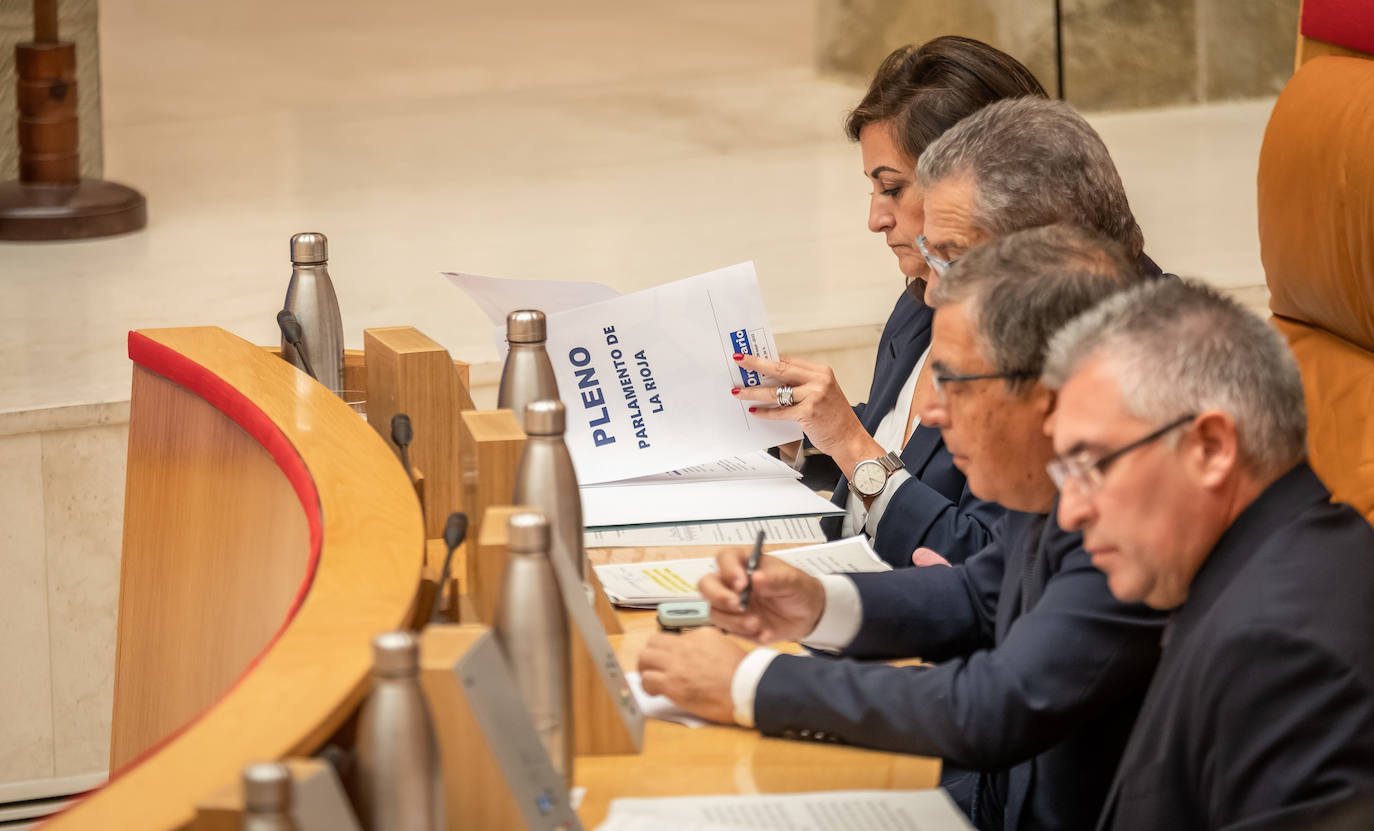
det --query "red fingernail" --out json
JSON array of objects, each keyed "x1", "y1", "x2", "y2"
[
  {"x1": 731, "y1": 388, "x2": 740, "y2": 396},
  {"x1": 749, "y1": 407, "x2": 757, "y2": 413},
  {"x1": 732, "y1": 353, "x2": 744, "y2": 361}
]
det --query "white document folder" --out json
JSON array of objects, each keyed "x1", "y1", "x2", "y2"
[{"x1": 541, "y1": 262, "x2": 802, "y2": 484}]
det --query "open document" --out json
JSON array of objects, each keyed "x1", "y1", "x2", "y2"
[
  {"x1": 528, "y1": 262, "x2": 802, "y2": 484},
  {"x1": 593, "y1": 536, "x2": 891, "y2": 608},
  {"x1": 580, "y1": 450, "x2": 840, "y2": 530},
  {"x1": 585, "y1": 516, "x2": 826, "y2": 548},
  {"x1": 597, "y1": 789, "x2": 973, "y2": 831},
  {"x1": 581, "y1": 478, "x2": 841, "y2": 529}
]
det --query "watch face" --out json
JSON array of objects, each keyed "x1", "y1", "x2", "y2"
[{"x1": 854, "y1": 460, "x2": 886, "y2": 495}]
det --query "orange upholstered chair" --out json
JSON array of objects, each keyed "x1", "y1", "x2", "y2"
[{"x1": 1258, "y1": 56, "x2": 1374, "y2": 524}]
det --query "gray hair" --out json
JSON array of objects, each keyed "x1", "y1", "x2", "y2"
[
  {"x1": 1043, "y1": 279, "x2": 1307, "y2": 477},
  {"x1": 930, "y1": 223, "x2": 1148, "y2": 385},
  {"x1": 917, "y1": 98, "x2": 1144, "y2": 258}
]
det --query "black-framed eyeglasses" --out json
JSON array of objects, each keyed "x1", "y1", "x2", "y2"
[
  {"x1": 931, "y1": 370, "x2": 1036, "y2": 403},
  {"x1": 1047, "y1": 413, "x2": 1197, "y2": 493},
  {"x1": 916, "y1": 234, "x2": 959, "y2": 276}
]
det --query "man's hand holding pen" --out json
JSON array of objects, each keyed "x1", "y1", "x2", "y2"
[{"x1": 698, "y1": 543, "x2": 828, "y2": 645}]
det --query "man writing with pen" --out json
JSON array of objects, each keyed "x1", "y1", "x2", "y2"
[{"x1": 638, "y1": 224, "x2": 1165, "y2": 831}]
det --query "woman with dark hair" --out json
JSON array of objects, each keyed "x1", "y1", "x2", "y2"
[{"x1": 758, "y1": 37, "x2": 1046, "y2": 567}]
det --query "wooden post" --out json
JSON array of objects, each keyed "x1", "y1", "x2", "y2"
[
  {"x1": 460, "y1": 410, "x2": 525, "y2": 548},
  {"x1": 364, "y1": 327, "x2": 474, "y2": 539}
]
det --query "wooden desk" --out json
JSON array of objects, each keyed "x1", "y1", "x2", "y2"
[
  {"x1": 576, "y1": 547, "x2": 941, "y2": 826},
  {"x1": 50, "y1": 328, "x2": 426, "y2": 830}
]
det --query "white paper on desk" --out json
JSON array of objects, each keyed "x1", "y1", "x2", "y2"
[
  {"x1": 581, "y1": 478, "x2": 841, "y2": 529},
  {"x1": 594, "y1": 536, "x2": 890, "y2": 607},
  {"x1": 540, "y1": 262, "x2": 802, "y2": 484},
  {"x1": 625, "y1": 672, "x2": 709, "y2": 728},
  {"x1": 443, "y1": 271, "x2": 621, "y2": 354},
  {"x1": 585, "y1": 516, "x2": 826, "y2": 548},
  {"x1": 596, "y1": 815, "x2": 750, "y2": 831},
  {"x1": 599, "y1": 789, "x2": 974, "y2": 830},
  {"x1": 584, "y1": 451, "x2": 800, "y2": 488}
]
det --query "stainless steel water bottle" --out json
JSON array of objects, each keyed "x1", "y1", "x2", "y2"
[
  {"x1": 494, "y1": 511, "x2": 574, "y2": 786},
  {"x1": 497, "y1": 310, "x2": 559, "y2": 429},
  {"x1": 242, "y1": 762, "x2": 298, "y2": 831},
  {"x1": 512, "y1": 399, "x2": 588, "y2": 584},
  {"x1": 282, "y1": 232, "x2": 346, "y2": 396},
  {"x1": 350, "y1": 632, "x2": 444, "y2": 831}
]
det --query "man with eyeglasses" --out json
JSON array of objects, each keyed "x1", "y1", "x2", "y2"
[
  {"x1": 640, "y1": 225, "x2": 1166, "y2": 831},
  {"x1": 734, "y1": 97, "x2": 1167, "y2": 570},
  {"x1": 1043, "y1": 279, "x2": 1374, "y2": 831}
]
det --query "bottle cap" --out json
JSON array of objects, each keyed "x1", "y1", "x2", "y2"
[
  {"x1": 506, "y1": 310, "x2": 546, "y2": 344},
  {"x1": 508, "y1": 511, "x2": 550, "y2": 554},
  {"x1": 370, "y1": 631, "x2": 419, "y2": 678},
  {"x1": 523, "y1": 399, "x2": 565, "y2": 436},
  {"x1": 242, "y1": 761, "x2": 292, "y2": 813},
  {"x1": 290, "y1": 232, "x2": 328, "y2": 264}
]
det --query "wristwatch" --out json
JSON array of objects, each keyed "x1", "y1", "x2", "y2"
[{"x1": 848, "y1": 451, "x2": 905, "y2": 499}]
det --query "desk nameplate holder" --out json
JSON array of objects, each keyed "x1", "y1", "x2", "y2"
[
  {"x1": 421, "y1": 625, "x2": 583, "y2": 831},
  {"x1": 479, "y1": 507, "x2": 645, "y2": 756}
]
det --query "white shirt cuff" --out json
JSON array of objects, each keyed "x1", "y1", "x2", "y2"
[
  {"x1": 731, "y1": 647, "x2": 782, "y2": 728},
  {"x1": 863, "y1": 469, "x2": 913, "y2": 537},
  {"x1": 800, "y1": 574, "x2": 864, "y2": 653}
]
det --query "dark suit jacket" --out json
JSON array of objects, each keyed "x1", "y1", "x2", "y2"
[
  {"x1": 820, "y1": 289, "x2": 1004, "y2": 566},
  {"x1": 757, "y1": 508, "x2": 1166, "y2": 831},
  {"x1": 1099, "y1": 463, "x2": 1374, "y2": 831},
  {"x1": 818, "y1": 255, "x2": 1167, "y2": 567}
]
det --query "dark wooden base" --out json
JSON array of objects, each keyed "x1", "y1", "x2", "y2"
[{"x1": 0, "y1": 179, "x2": 147, "y2": 241}]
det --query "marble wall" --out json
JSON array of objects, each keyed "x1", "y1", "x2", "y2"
[
  {"x1": 0, "y1": 0, "x2": 104, "y2": 180},
  {"x1": 0, "y1": 417, "x2": 125, "y2": 784},
  {"x1": 816, "y1": 0, "x2": 1299, "y2": 110}
]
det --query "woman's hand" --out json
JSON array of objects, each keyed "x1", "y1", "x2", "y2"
[{"x1": 732, "y1": 354, "x2": 883, "y2": 475}]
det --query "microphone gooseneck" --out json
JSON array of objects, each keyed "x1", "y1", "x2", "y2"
[
  {"x1": 430, "y1": 512, "x2": 469, "y2": 623},
  {"x1": 390, "y1": 413, "x2": 413, "y2": 477},
  {"x1": 276, "y1": 309, "x2": 318, "y2": 381}
]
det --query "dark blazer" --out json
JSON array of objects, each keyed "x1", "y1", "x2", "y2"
[
  {"x1": 1099, "y1": 463, "x2": 1374, "y2": 831},
  {"x1": 757, "y1": 509, "x2": 1166, "y2": 831},
  {"x1": 820, "y1": 289, "x2": 1004, "y2": 566}
]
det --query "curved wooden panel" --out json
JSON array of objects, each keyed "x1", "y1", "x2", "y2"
[
  {"x1": 110, "y1": 365, "x2": 312, "y2": 768},
  {"x1": 49, "y1": 326, "x2": 425, "y2": 829}
]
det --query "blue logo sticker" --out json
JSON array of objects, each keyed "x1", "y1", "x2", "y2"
[{"x1": 730, "y1": 328, "x2": 760, "y2": 387}]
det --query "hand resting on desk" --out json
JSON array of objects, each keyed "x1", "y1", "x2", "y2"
[{"x1": 637, "y1": 628, "x2": 743, "y2": 725}]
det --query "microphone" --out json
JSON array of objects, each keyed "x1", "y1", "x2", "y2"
[
  {"x1": 390, "y1": 413, "x2": 413, "y2": 478},
  {"x1": 431, "y1": 512, "x2": 469, "y2": 623},
  {"x1": 276, "y1": 309, "x2": 317, "y2": 381}
]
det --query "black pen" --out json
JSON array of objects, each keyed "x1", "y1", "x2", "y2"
[{"x1": 739, "y1": 530, "x2": 766, "y2": 610}]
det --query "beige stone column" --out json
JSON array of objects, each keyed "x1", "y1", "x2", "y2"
[
  {"x1": 0, "y1": 0, "x2": 103, "y2": 180},
  {"x1": 816, "y1": 0, "x2": 1300, "y2": 110}
]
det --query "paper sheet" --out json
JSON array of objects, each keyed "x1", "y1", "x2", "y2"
[
  {"x1": 625, "y1": 672, "x2": 709, "y2": 728},
  {"x1": 443, "y1": 271, "x2": 620, "y2": 355},
  {"x1": 593, "y1": 536, "x2": 891, "y2": 608},
  {"x1": 598, "y1": 789, "x2": 974, "y2": 831},
  {"x1": 581, "y1": 477, "x2": 842, "y2": 529},
  {"x1": 537, "y1": 262, "x2": 802, "y2": 484},
  {"x1": 585, "y1": 517, "x2": 826, "y2": 548},
  {"x1": 584, "y1": 451, "x2": 800, "y2": 488}
]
